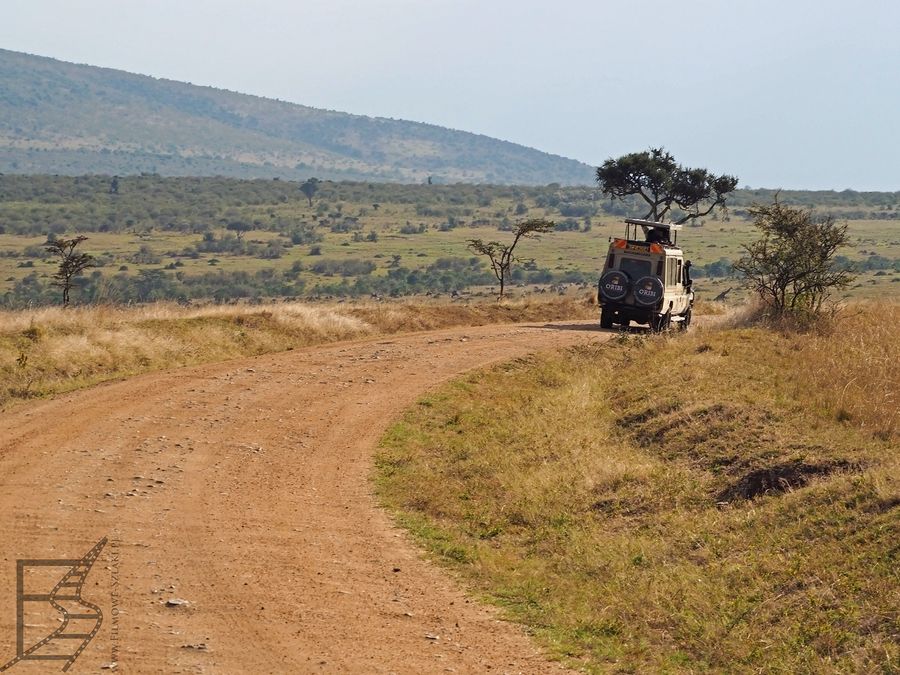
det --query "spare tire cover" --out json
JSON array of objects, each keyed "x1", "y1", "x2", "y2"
[
  {"x1": 599, "y1": 270, "x2": 630, "y2": 301},
  {"x1": 633, "y1": 276, "x2": 664, "y2": 306}
]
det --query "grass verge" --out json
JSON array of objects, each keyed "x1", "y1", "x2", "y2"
[
  {"x1": 0, "y1": 295, "x2": 595, "y2": 407},
  {"x1": 376, "y1": 302, "x2": 899, "y2": 673}
]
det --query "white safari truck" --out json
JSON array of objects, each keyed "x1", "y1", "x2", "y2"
[{"x1": 597, "y1": 218, "x2": 694, "y2": 331}]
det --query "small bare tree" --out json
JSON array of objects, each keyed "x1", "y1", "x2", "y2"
[
  {"x1": 467, "y1": 218, "x2": 554, "y2": 299},
  {"x1": 226, "y1": 220, "x2": 253, "y2": 240},
  {"x1": 45, "y1": 235, "x2": 94, "y2": 306}
]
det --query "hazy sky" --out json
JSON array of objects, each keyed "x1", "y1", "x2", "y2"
[{"x1": 3, "y1": 0, "x2": 899, "y2": 190}]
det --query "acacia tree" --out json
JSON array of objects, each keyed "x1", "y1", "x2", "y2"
[
  {"x1": 596, "y1": 147, "x2": 738, "y2": 223},
  {"x1": 467, "y1": 218, "x2": 554, "y2": 299},
  {"x1": 226, "y1": 220, "x2": 253, "y2": 240},
  {"x1": 45, "y1": 235, "x2": 94, "y2": 306},
  {"x1": 733, "y1": 200, "x2": 854, "y2": 317},
  {"x1": 299, "y1": 178, "x2": 320, "y2": 207}
]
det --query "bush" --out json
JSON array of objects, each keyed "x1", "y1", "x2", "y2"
[
  {"x1": 310, "y1": 259, "x2": 376, "y2": 277},
  {"x1": 734, "y1": 201, "x2": 854, "y2": 317}
]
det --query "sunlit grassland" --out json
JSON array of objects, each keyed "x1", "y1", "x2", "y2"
[
  {"x1": 376, "y1": 302, "x2": 899, "y2": 673},
  {"x1": 1, "y1": 186, "x2": 898, "y2": 301},
  {"x1": 0, "y1": 295, "x2": 595, "y2": 408}
]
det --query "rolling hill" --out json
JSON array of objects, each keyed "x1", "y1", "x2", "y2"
[{"x1": 0, "y1": 49, "x2": 594, "y2": 185}]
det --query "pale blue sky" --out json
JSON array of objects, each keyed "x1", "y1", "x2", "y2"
[{"x1": 3, "y1": 0, "x2": 899, "y2": 190}]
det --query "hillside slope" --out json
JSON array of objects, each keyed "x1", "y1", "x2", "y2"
[{"x1": 0, "y1": 49, "x2": 594, "y2": 185}]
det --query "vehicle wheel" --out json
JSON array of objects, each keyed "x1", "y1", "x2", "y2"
[
  {"x1": 680, "y1": 307, "x2": 692, "y2": 331},
  {"x1": 633, "y1": 276, "x2": 665, "y2": 307},
  {"x1": 600, "y1": 308, "x2": 613, "y2": 329},
  {"x1": 618, "y1": 318, "x2": 630, "y2": 329},
  {"x1": 598, "y1": 270, "x2": 631, "y2": 303}
]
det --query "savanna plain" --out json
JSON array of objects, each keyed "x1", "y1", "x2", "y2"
[{"x1": 0, "y1": 175, "x2": 897, "y2": 673}]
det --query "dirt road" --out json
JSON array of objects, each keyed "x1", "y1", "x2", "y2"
[{"x1": 0, "y1": 321, "x2": 604, "y2": 673}]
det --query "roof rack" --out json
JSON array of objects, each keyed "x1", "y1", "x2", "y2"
[
  {"x1": 624, "y1": 218, "x2": 682, "y2": 231},
  {"x1": 622, "y1": 218, "x2": 682, "y2": 246}
]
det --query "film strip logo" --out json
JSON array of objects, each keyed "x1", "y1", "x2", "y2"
[{"x1": 1, "y1": 537, "x2": 107, "y2": 672}]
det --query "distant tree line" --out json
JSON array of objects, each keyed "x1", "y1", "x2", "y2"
[{"x1": 0, "y1": 176, "x2": 896, "y2": 239}]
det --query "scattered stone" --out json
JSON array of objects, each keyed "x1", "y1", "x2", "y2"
[{"x1": 165, "y1": 598, "x2": 190, "y2": 607}]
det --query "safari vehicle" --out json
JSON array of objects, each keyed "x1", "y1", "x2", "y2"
[{"x1": 597, "y1": 218, "x2": 694, "y2": 331}]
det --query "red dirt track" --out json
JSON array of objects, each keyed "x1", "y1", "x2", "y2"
[{"x1": 0, "y1": 321, "x2": 604, "y2": 673}]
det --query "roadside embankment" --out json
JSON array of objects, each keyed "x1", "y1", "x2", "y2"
[{"x1": 377, "y1": 301, "x2": 899, "y2": 673}]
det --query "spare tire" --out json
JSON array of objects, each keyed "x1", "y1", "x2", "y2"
[
  {"x1": 633, "y1": 276, "x2": 664, "y2": 306},
  {"x1": 598, "y1": 270, "x2": 630, "y2": 302}
]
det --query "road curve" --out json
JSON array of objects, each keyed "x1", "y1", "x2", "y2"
[{"x1": 0, "y1": 321, "x2": 605, "y2": 673}]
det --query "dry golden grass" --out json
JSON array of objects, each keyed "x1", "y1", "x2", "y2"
[
  {"x1": 793, "y1": 302, "x2": 900, "y2": 439},
  {"x1": 377, "y1": 302, "x2": 899, "y2": 673},
  {"x1": 0, "y1": 296, "x2": 595, "y2": 406},
  {"x1": 691, "y1": 299, "x2": 729, "y2": 316},
  {"x1": 719, "y1": 301, "x2": 899, "y2": 440}
]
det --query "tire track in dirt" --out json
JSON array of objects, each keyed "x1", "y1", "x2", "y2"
[{"x1": 0, "y1": 321, "x2": 605, "y2": 673}]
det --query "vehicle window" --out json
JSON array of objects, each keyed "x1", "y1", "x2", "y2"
[
  {"x1": 619, "y1": 257, "x2": 651, "y2": 279},
  {"x1": 676, "y1": 260, "x2": 682, "y2": 287},
  {"x1": 666, "y1": 259, "x2": 676, "y2": 286}
]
